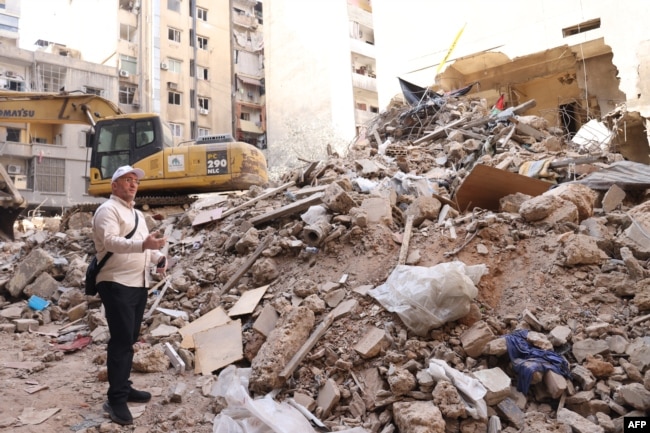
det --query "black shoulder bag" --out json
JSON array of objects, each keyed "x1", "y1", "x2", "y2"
[{"x1": 85, "y1": 211, "x2": 139, "y2": 296}]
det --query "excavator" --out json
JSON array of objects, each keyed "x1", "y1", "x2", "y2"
[{"x1": 0, "y1": 90, "x2": 269, "y2": 240}]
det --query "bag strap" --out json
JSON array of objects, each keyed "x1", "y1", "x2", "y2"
[{"x1": 96, "y1": 210, "x2": 140, "y2": 269}]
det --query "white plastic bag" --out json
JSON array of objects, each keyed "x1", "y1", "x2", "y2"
[
  {"x1": 427, "y1": 359, "x2": 487, "y2": 420},
  {"x1": 212, "y1": 366, "x2": 371, "y2": 433},
  {"x1": 368, "y1": 261, "x2": 486, "y2": 336}
]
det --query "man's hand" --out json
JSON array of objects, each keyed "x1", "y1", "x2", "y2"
[{"x1": 144, "y1": 231, "x2": 166, "y2": 250}]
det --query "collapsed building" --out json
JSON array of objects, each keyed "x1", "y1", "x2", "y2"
[{"x1": 1, "y1": 74, "x2": 649, "y2": 432}]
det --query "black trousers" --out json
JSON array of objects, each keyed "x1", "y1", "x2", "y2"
[{"x1": 97, "y1": 281, "x2": 147, "y2": 404}]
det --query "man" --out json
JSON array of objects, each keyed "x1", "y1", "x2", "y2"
[{"x1": 92, "y1": 165, "x2": 168, "y2": 425}]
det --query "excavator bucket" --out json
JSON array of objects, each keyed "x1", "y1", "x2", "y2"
[
  {"x1": 0, "y1": 164, "x2": 27, "y2": 241},
  {"x1": 0, "y1": 205, "x2": 24, "y2": 241}
]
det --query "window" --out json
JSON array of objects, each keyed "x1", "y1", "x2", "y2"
[
  {"x1": 119, "y1": 85, "x2": 137, "y2": 104},
  {"x1": 83, "y1": 86, "x2": 103, "y2": 96},
  {"x1": 168, "y1": 91, "x2": 181, "y2": 105},
  {"x1": 167, "y1": 0, "x2": 180, "y2": 13},
  {"x1": 120, "y1": 23, "x2": 137, "y2": 42},
  {"x1": 198, "y1": 97, "x2": 209, "y2": 111},
  {"x1": 168, "y1": 27, "x2": 181, "y2": 43},
  {"x1": 34, "y1": 157, "x2": 65, "y2": 193},
  {"x1": 198, "y1": 36, "x2": 208, "y2": 50},
  {"x1": 198, "y1": 127, "x2": 210, "y2": 137},
  {"x1": 168, "y1": 58, "x2": 182, "y2": 73},
  {"x1": 120, "y1": 54, "x2": 137, "y2": 75},
  {"x1": 169, "y1": 123, "x2": 183, "y2": 137},
  {"x1": 197, "y1": 7, "x2": 208, "y2": 21},
  {"x1": 6, "y1": 128, "x2": 21, "y2": 142},
  {"x1": 240, "y1": 112, "x2": 250, "y2": 121},
  {"x1": 6, "y1": 80, "x2": 24, "y2": 91},
  {"x1": 135, "y1": 120, "x2": 155, "y2": 148},
  {"x1": 197, "y1": 65, "x2": 209, "y2": 80},
  {"x1": 190, "y1": 60, "x2": 195, "y2": 77},
  {"x1": 190, "y1": 90, "x2": 195, "y2": 108},
  {"x1": 36, "y1": 63, "x2": 65, "y2": 92},
  {"x1": 189, "y1": 30, "x2": 194, "y2": 47}
]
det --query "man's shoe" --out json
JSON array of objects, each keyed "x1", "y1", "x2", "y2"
[
  {"x1": 128, "y1": 388, "x2": 152, "y2": 403},
  {"x1": 103, "y1": 401, "x2": 133, "y2": 426}
]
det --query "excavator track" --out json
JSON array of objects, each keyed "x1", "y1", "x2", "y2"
[{"x1": 59, "y1": 195, "x2": 198, "y2": 231}]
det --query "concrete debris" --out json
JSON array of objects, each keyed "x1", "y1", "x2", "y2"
[{"x1": 1, "y1": 91, "x2": 650, "y2": 432}]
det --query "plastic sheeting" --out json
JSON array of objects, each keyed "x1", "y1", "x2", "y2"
[
  {"x1": 368, "y1": 261, "x2": 486, "y2": 336},
  {"x1": 212, "y1": 366, "x2": 371, "y2": 433}
]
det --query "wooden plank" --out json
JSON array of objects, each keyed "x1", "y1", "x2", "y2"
[
  {"x1": 249, "y1": 192, "x2": 324, "y2": 226},
  {"x1": 278, "y1": 300, "x2": 356, "y2": 381},
  {"x1": 179, "y1": 306, "x2": 230, "y2": 349},
  {"x1": 397, "y1": 215, "x2": 414, "y2": 266},
  {"x1": 461, "y1": 99, "x2": 537, "y2": 131},
  {"x1": 191, "y1": 208, "x2": 223, "y2": 227},
  {"x1": 144, "y1": 277, "x2": 172, "y2": 319},
  {"x1": 454, "y1": 164, "x2": 552, "y2": 212},
  {"x1": 413, "y1": 118, "x2": 467, "y2": 145},
  {"x1": 219, "y1": 237, "x2": 271, "y2": 295},
  {"x1": 227, "y1": 284, "x2": 270, "y2": 317},
  {"x1": 218, "y1": 181, "x2": 296, "y2": 221},
  {"x1": 193, "y1": 319, "x2": 243, "y2": 375},
  {"x1": 299, "y1": 161, "x2": 320, "y2": 186},
  {"x1": 291, "y1": 184, "x2": 328, "y2": 199}
]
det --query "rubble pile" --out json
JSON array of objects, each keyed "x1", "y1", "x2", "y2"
[{"x1": 1, "y1": 91, "x2": 650, "y2": 433}]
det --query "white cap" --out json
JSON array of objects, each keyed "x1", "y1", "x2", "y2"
[{"x1": 111, "y1": 165, "x2": 145, "y2": 182}]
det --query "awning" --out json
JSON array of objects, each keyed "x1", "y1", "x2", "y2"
[{"x1": 237, "y1": 75, "x2": 261, "y2": 86}]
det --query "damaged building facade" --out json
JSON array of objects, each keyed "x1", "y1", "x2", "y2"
[{"x1": 368, "y1": 0, "x2": 650, "y2": 164}]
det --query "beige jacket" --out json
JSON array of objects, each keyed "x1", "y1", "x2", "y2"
[{"x1": 92, "y1": 195, "x2": 163, "y2": 288}]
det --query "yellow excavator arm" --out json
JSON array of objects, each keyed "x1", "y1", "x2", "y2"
[{"x1": 0, "y1": 90, "x2": 123, "y2": 126}]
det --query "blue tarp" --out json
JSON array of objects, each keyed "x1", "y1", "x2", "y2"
[{"x1": 504, "y1": 329, "x2": 571, "y2": 394}]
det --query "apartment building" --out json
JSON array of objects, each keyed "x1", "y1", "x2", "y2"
[
  {"x1": 0, "y1": 1, "x2": 121, "y2": 212},
  {"x1": 115, "y1": 0, "x2": 266, "y2": 148},
  {"x1": 263, "y1": 0, "x2": 378, "y2": 174}
]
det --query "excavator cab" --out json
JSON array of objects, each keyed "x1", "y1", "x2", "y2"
[{"x1": 89, "y1": 115, "x2": 170, "y2": 181}]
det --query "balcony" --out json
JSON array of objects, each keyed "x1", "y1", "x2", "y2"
[
  {"x1": 233, "y1": 13, "x2": 258, "y2": 29},
  {"x1": 352, "y1": 72, "x2": 377, "y2": 93},
  {"x1": 237, "y1": 119, "x2": 263, "y2": 134},
  {"x1": 350, "y1": 38, "x2": 375, "y2": 59},
  {"x1": 355, "y1": 109, "x2": 376, "y2": 126}
]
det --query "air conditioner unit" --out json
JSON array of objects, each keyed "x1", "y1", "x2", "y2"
[
  {"x1": 160, "y1": 62, "x2": 169, "y2": 70},
  {"x1": 7, "y1": 164, "x2": 21, "y2": 174},
  {"x1": 167, "y1": 82, "x2": 178, "y2": 90},
  {"x1": 5, "y1": 71, "x2": 15, "y2": 78},
  {"x1": 13, "y1": 175, "x2": 27, "y2": 189},
  {"x1": 119, "y1": 69, "x2": 130, "y2": 78},
  {"x1": 199, "y1": 108, "x2": 209, "y2": 115}
]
